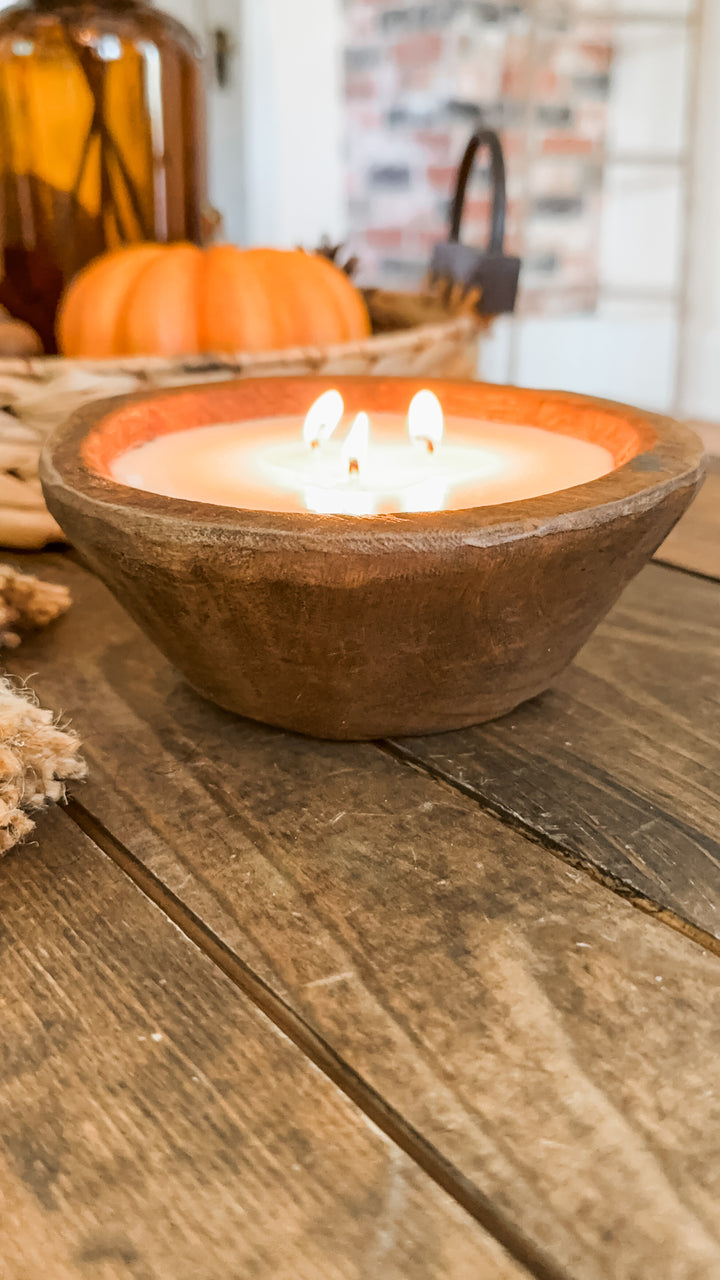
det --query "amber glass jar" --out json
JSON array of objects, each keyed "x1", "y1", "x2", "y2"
[{"x1": 0, "y1": 0, "x2": 208, "y2": 349}]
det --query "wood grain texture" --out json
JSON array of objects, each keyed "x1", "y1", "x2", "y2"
[
  {"x1": 7, "y1": 553, "x2": 720, "y2": 1280},
  {"x1": 655, "y1": 460, "x2": 720, "y2": 580},
  {"x1": 0, "y1": 806, "x2": 520, "y2": 1280},
  {"x1": 392, "y1": 561, "x2": 720, "y2": 943}
]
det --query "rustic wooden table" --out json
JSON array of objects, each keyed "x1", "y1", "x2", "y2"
[{"x1": 1, "y1": 479, "x2": 718, "y2": 1280}]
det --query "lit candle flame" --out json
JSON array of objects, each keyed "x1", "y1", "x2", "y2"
[
  {"x1": 341, "y1": 412, "x2": 370, "y2": 477},
  {"x1": 407, "y1": 389, "x2": 444, "y2": 454},
  {"x1": 302, "y1": 389, "x2": 344, "y2": 449}
]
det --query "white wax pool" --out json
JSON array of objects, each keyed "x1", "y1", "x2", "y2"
[{"x1": 110, "y1": 413, "x2": 615, "y2": 516}]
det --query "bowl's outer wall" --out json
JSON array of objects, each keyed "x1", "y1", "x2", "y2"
[{"x1": 44, "y1": 472, "x2": 699, "y2": 738}]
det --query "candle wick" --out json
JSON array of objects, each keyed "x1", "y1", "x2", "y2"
[
  {"x1": 426, "y1": 439, "x2": 434, "y2": 454},
  {"x1": 348, "y1": 458, "x2": 360, "y2": 475},
  {"x1": 311, "y1": 439, "x2": 320, "y2": 450}
]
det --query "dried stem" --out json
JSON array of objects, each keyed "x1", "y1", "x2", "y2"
[{"x1": 60, "y1": 19, "x2": 153, "y2": 242}]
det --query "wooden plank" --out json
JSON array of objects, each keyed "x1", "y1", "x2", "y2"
[
  {"x1": 655, "y1": 460, "x2": 720, "y2": 580},
  {"x1": 0, "y1": 806, "x2": 522, "y2": 1280},
  {"x1": 391, "y1": 561, "x2": 720, "y2": 943},
  {"x1": 6, "y1": 553, "x2": 720, "y2": 1280}
]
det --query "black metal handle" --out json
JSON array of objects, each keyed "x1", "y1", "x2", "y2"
[
  {"x1": 213, "y1": 27, "x2": 232, "y2": 88},
  {"x1": 448, "y1": 128, "x2": 507, "y2": 255}
]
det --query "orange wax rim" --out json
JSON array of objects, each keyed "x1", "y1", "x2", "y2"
[{"x1": 81, "y1": 376, "x2": 647, "y2": 480}]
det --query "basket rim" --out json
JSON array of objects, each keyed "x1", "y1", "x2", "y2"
[{"x1": 0, "y1": 313, "x2": 479, "y2": 378}]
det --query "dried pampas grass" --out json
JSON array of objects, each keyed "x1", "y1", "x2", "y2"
[
  {"x1": 0, "y1": 564, "x2": 86, "y2": 853},
  {"x1": 0, "y1": 679, "x2": 86, "y2": 853},
  {"x1": 0, "y1": 563, "x2": 71, "y2": 647}
]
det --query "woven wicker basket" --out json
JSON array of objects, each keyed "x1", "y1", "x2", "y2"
[{"x1": 0, "y1": 307, "x2": 484, "y2": 549}]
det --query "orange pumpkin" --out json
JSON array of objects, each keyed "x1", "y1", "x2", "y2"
[{"x1": 57, "y1": 243, "x2": 371, "y2": 358}]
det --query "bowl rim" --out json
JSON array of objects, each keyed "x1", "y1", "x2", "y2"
[{"x1": 40, "y1": 375, "x2": 706, "y2": 554}]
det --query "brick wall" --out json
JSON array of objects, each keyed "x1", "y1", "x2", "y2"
[{"x1": 343, "y1": 1, "x2": 614, "y2": 314}]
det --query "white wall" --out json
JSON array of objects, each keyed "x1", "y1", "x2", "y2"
[
  {"x1": 202, "y1": 0, "x2": 246, "y2": 244},
  {"x1": 161, "y1": 0, "x2": 346, "y2": 248},
  {"x1": 679, "y1": 0, "x2": 720, "y2": 420},
  {"x1": 481, "y1": 6, "x2": 694, "y2": 414},
  {"x1": 239, "y1": 0, "x2": 346, "y2": 248},
  {"x1": 482, "y1": 305, "x2": 679, "y2": 412}
]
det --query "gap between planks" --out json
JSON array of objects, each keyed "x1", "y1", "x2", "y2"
[
  {"x1": 651, "y1": 556, "x2": 720, "y2": 587},
  {"x1": 377, "y1": 740, "x2": 720, "y2": 963},
  {"x1": 63, "y1": 796, "x2": 571, "y2": 1280}
]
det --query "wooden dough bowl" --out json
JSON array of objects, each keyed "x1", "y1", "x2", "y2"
[{"x1": 40, "y1": 376, "x2": 704, "y2": 739}]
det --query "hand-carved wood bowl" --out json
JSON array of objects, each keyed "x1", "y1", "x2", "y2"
[{"x1": 41, "y1": 376, "x2": 704, "y2": 739}]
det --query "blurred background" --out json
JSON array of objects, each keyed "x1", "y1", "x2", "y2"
[
  {"x1": 193, "y1": 0, "x2": 716, "y2": 421},
  {"x1": 8, "y1": 0, "x2": 715, "y2": 421}
]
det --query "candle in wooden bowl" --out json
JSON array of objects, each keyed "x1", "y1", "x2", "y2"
[
  {"x1": 40, "y1": 377, "x2": 704, "y2": 739},
  {"x1": 110, "y1": 387, "x2": 615, "y2": 516}
]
